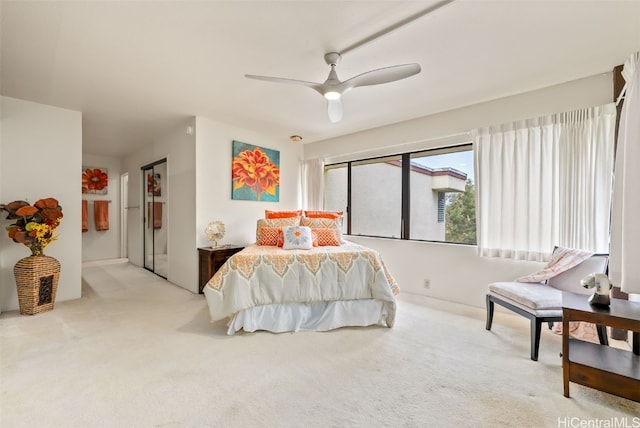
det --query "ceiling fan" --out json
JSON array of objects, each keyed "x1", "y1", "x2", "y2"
[{"x1": 245, "y1": 52, "x2": 421, "y2": 123}]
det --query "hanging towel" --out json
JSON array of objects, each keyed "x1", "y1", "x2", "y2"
[
  {"x1": 153, "y1": 202, "x2": 163, "y2": 229},
  {"x1": 82, "y1": 200, "x2": 88, "y2": 232},
  {"x1": 147, "y1": 202, "x2": 163, "y2": 229},
  {"x1": 94, "y1": 200, "x2": 109, "y2": 231}
]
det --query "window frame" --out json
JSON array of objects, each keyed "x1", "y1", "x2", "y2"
[{"x1": 323, "y1": 143, "x2": 474, "y2": 244}]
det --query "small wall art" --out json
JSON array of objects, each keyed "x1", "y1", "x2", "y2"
[
  {"x1": 82, "y1": 166, "x2": 109, "y2": 194},
  {"x1": 231, "y1": 140, "x2": 280, "y2": 202},
  {"x1": 147, "y1": 172, "x2": 161, "y2": 197}
]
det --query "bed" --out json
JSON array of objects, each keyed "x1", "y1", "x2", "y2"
[{"x1": 203, "y1": 228, "x2": 399, "y2": 335}]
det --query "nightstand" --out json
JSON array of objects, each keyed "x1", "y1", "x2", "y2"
[
  {"x1": 562, "y1": 291, "x2": 640, "y2": 402},
  {"x1": 197, "y1": 245, "x2": 244, "y2": 294}
]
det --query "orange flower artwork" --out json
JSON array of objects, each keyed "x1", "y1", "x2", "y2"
[
  {"x1": 147, "y1": 173, "x2": 161, "y2": 196},
  {"x1": 82, "y1": 166, "x2": 109, "y2": 194},
  {"x1": 231, "y1": 141, "x2": 280, "y2": 201}
]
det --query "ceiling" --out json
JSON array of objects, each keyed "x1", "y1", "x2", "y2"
[{"x1": 2, "y1": 1, "x2": 639, "y2": 158}]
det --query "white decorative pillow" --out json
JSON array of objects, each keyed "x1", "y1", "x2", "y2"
[{"x1": 281, "y1": 226, "x2": 313, "y2": 250}]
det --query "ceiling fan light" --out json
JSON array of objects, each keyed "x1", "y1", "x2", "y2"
[{"x1": 324, "y1": 91, "x2": 341, "y2": 101}]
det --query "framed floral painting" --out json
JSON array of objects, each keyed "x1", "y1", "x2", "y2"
[
  {"x1": 82, "y1": 166, "x2": 109, "y2": 194},
  {"x1": 231, "y1": 140, "x2": 280, "y2": 202},
  {"x1": 147, "y1": 173, "x2": 161, "y2": 197}
]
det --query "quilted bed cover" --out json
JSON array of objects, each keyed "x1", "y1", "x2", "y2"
[{"x1": 204, "y1": 241, "x2": 399, "y2": 326}]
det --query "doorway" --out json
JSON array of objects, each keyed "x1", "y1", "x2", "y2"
[
  {"x1": 142, "y1": 159, "x2": 167, "y2": 279},
  {"x1": 120, "y1": 172, "x2": 128, "y2": 259}
]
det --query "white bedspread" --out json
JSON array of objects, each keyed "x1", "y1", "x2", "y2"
[{"x1": 203, "y1": 242, "x2": 399, "y2": 328}]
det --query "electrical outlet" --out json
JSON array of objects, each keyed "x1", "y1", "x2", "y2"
[{"x1": 423, "y1": 279, "x2": 430, "y2": 289}]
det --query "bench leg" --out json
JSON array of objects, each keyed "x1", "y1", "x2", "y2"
[
  {"x1": 596, "y1": 325, "x2": 609, "y2": 346},
  {"x1": 531, "y1": 319, "x2": 542, "y2": 361},
  {"x1": 485, "y1": 295, "x2": 494, "y2": 330}
]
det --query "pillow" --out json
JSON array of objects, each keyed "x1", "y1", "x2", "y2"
[
  {"x1": 256, "y1": 226, "x2": 282, "y2": 246},
  {"x1": 256, "y1": 218, "x2": 299, "y2": 244},
  {"x1": 257, "y1": 217, "x2": 299, "y2": 228},
  {"x1": 304, "y1": 210, "x2": 343, "y2": 220},
  {"x1": 265, "y1": 209, "x2": 302, "y2": 219},
  {"x1": 300, "y1": 217, "x2": 346, "y2": 244},
  {"x1": 282, "y1": 226, "x2": 313, "y2": 250},
  {"x1": 312, "y1": 228, "x2": 341, "y2": 246}
]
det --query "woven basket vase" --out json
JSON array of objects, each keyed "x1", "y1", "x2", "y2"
[{"x1": 13, "y1": 255, "x2": 60, "y2": 315}]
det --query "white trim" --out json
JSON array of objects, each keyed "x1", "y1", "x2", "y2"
[
  {"x1": 324, "y1": 132, "x2": 472, "y2": 165},
  {"x1": 120, "y1": 172, "x2": 129, "y2": 259}
]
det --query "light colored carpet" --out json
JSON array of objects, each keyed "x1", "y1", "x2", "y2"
[{"x1": 1, "y1": 261, "x2": 638, "y2": 428}]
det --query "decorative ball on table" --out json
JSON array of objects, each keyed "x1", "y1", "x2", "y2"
[{"x1": 205, "y1": 221, "x2": 225, "y2": 248}]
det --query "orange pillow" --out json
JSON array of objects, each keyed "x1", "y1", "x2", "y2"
[
  {"x1": 300, "y1": 217, "x2": 345, "y2": 244},
  {"x1": 256, "y1": 218, "x2": 299, "y2": 245},
  {"x1": 257, "y1": 226, "x2": 281, "y2": 246},
  {"x1": 304, "y1": 210, "x2": 343, "y2": 220},
  {"x1": 312, "y1": 228, "x2": 341, "y2": 246},
  {"x1": 265, "y1": 210, "x2": 302, "y2": 219}
]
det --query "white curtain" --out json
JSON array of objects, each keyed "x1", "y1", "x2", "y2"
[
  {"x1": 610, "y1": 52, "x2": 640, "y2": 295},
  {"x1": 300, "y1": 158, "x2": 325, "y2": 210},
  {"x1": 475, "y1": 103, "x2": 616, "y2": 262}
]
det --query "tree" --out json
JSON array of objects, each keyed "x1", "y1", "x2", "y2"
[{"x1": 445, "y1": 180, "x2": 476, "y2": 244}]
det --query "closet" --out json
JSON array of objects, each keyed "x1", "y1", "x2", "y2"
[{"x1": 142, "y1": 159, "x2": 167, "y2": 278}]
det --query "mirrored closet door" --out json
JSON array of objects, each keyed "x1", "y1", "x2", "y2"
[{"x1": 142, "y1": 159, "x2": 168, "y2": 279}]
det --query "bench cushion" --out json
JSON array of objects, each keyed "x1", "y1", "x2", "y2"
[{"x1": 488, "y1": 281, "x2": 562, "y2": 310}]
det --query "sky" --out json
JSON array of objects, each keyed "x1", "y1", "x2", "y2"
[{"x1": 412, "y1": 150, "x2": 474, "y2": 182}]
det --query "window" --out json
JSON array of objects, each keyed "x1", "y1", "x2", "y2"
[
  {"x1": 323, "y1": 144, "x2": 476, "y2": 244},
  {"x1": 351, "y1": 156, "x2": 402, "y2": 238},
  {"x1": 437, "y1": 193, "x2": 445, "y2": 223},
  {"x1": 324, "y1": 163, "x2": 348, "y2": 234},
  {"x1": 410, "y1": 147, "x2": 475, "y2": 244}
]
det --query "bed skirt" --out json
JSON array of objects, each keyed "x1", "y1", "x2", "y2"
[{"x1": 225, "y1": 299, "x2": 390, "y2": 335}]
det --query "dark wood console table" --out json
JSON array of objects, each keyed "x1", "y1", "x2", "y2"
[
  {"x1": 197, "y1": 245, "x2": 244, "y2": 294},
  {"x1": 562, "y1": 292, "x2": 640, "y2": 402}
]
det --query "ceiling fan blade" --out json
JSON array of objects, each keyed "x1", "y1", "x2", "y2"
[
  {"x1": 327, "y1": 99, "x2": 343, "y2": 123},
  {"x1": 245, "y1": 74, "x2": 322, "y2": 89},
  {"x1": 246, "y1": 55, "x2": 420, "y2": 123},
  {"x1": 341, "y1": 63, "x2": 421, "y2": 92}
]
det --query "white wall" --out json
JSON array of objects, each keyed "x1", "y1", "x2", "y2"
[
  {"x1": 0, "y1": 95, "x2": 3, "y2": 314},
  {"x1": 304, "y1": 73, "x2": 614, "y2": 308},
  {"x1": 0, "y1": 97, "x2": 83, "y2": 311},
  {"x1": 122, "y1": 116, "x2": 302, "y2": 295},
  {"x1": 81, "y1": 153, "x2": 122, "y2": 261},
  {"x1": 195, "y1": 116, "x2": 303, "y2": 249},
  {"x1": 122, "y1": 118, "x2": 197, "y2": 293}
]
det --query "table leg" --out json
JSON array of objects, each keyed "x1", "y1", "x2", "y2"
[{"x1": 562, "y1": 315, "x2": 570, "y2": 397}]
